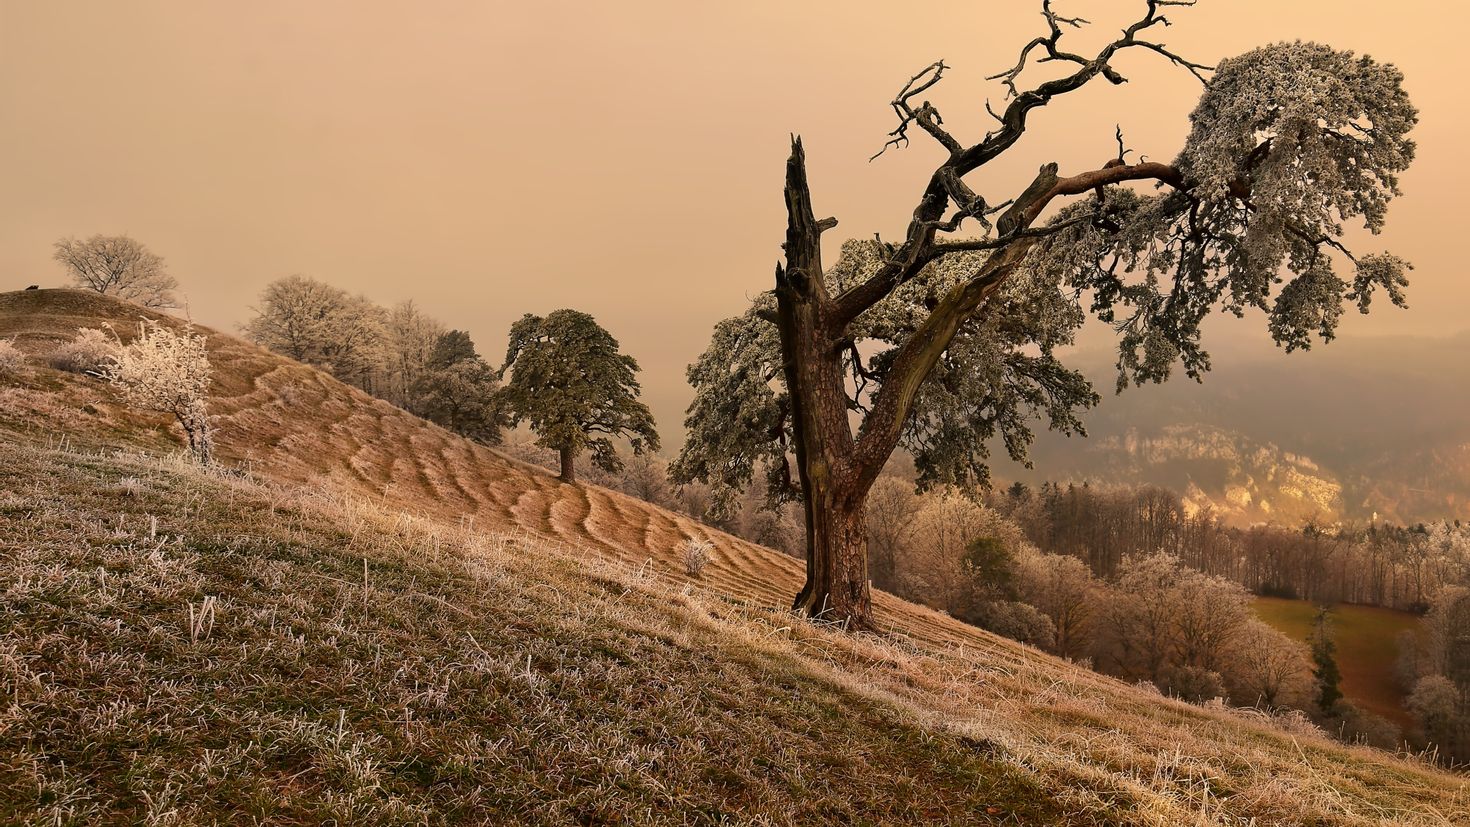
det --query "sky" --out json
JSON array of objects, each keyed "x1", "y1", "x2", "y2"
[{"x1": 3, "y1": 1, "x2": 1466, "y2": 443}]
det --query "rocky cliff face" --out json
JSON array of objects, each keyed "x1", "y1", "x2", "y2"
[{"x1": 1004, "y1": 332, "x2": 1470, "y2": 527}]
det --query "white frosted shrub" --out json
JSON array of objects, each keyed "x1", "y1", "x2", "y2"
[
  {"x1": 682, "y1": 539, "x2": 712, "y2": 578},
  {"x1": 52, "y1": 327, "x2": 117, "y2": 373},
  {"x1": 0, "y1": 339, "x2": 25, "y2": 375},
  {"x1": 100, "y1": 320, "x2": 213, "y2": 463}
]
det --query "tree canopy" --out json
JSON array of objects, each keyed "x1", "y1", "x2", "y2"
[
  {"x1": 672, "y1": 241, "x2": 1095, "y2": 519},
  {"x1": 53, "y1": 234, "x2": 178, "y2": 309},
  {"x1": 499, "y1": 309, "x2": 659, "y2": 483},
  {"x1": 410, "y1": 330, "x2": 506, "y2": 445}
]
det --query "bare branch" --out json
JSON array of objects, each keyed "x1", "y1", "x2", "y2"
[
  {"x1": 836, "y1": 1, "x2": 1215, "y2": 330},
  {"x1": 987, "y1": 0, "x2": 1096, "y2": 98},
  {"x1": 1114, "y1": 125, "x2": 1134, "y2": 162},
  {"x1": 870, "y1": 61, "x2": 962, "y2": 160},
  {"x1": 1129, "y1": 39, "x2": 1213, "y2": 83}
]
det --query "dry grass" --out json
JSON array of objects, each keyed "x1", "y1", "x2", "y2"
[
  {"x1": 0, "y1": 288, "x2": 1467, "y2": 825},
  {"x1": 0, "y1": 442, "x2": 1073, "y2": 825}
]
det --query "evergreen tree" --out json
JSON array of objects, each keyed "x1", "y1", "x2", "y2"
[
  {"x1": 410, "y1": 330, "x2": 505, "y2": 445},
  {"x1": 1310, "y1": 606, "x2": 1344, "y2": 712},
  {"x1": 498, "y1": 309, "x2": 659, "y2": 483}
]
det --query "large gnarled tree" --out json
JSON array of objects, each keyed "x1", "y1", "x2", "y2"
[{"x1": 674, "y1": 0, "x2": 1416, "y2": 629}]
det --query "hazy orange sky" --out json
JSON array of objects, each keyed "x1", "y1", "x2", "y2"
[{"x1": 3, "y1": 1, "x2": 1466, "y2": 439}]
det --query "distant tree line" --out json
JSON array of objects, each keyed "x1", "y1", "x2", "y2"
[
  {"x1": 988, "y1": 481, "x2": 1470, "y2": 613},
  {"x1": 242, "y1": 275, "x2": 655, "y2": 482}
]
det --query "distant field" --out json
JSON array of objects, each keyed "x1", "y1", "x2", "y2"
[{"x1": 1251, "y1": 597, "x2": 1421, "y2": 730}]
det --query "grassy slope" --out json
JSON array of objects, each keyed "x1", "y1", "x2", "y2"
[
  {"x1": 0, "y1": 442, "x2": 1067, "y2": 826},
  {"x1": 1, "y1": 289, "x2": 1468, "y2": 825},
  {"x1": 1252, "y1": 597, "x2": 1421, "y2": 731}
]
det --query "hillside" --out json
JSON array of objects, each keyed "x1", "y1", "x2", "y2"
[
  {"x1": 1009, "y1": 336, "x2": 1470, "y2": 526},
  {"x1": 1, "y1": 289, "x2": 1467, "y2": 825}
]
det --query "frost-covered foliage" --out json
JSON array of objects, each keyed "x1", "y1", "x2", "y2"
[
  {"x1": 52, "y1": 234, "x2": 178, "y2": 308},
  {"x1": 0, "y1": 339, "x2": 25, "y2": 376},
  {"x1": 1399, "y1": 587, "x2": 1470, "y2": 763},
  {"x1": 100, "y1": 320, "x2": 213, "y2": 462},
  {"x1": 1024, "y1": 41, "x2": 1416, "y2": 389},
  {"x1": 1226, "y1": 619, "x2": 1315, "y2": 710},
  {"x1": 51, "y1": 327, "x2": 117, "y2": 374},
  {"x1": 1013, "y1": 549, "x2": 1096, "y2": 658},
  {"x1": 382, "y1": 301, "x2": 447, "y2": 409},
  {"x1": 1091, "y1": 552, "x2": 1257, "y2": 700},
  {"x1": 673, "y1": 239, "x2": 1095, "y2": 518},
  {"x1": 243, "y1": 275, "x2": 388, "y2": 390}
]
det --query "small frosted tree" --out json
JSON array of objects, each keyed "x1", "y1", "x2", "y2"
[
  {"x1": 101, "y1": 320, "x2": 213, "y2": 463},
  {"x1": 53, "y1": 235, "x2": 178, "y2": 309},
  {"x1": 498, "y1": 309, "x2": 659, "y2": 483}
]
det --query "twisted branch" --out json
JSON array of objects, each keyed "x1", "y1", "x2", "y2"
[{"x1": 832, "y1": 0, "x2": 1215, "y2": 330}]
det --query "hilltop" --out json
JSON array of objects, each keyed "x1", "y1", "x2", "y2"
[{"x1": 0, "y1": 289, "x2": 1466, "y2": 825}]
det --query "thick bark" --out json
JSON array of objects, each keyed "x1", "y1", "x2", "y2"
[
  {"x1": 559, "y1": 445, "x2": 575, "y2": 483},
  {"x1": 776, "y1": 138, "x2": 876, "y2": 630},
  {"x1": 792, "y1": 492, "x2": 872, "y2": 626}
]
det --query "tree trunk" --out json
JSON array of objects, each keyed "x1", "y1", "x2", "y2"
[
  {"x1": 177, "y1": 407, "x2": 212, "y2": 465},
  {"x1": 791, "y1": 488, "x2": 872, "y2": 627},
  {"x1": 775, "y1": 138, "x2": 876, "y2": 630},
  {"x1": 558, "y1": 445, "x2": 576, "y2": 483}
]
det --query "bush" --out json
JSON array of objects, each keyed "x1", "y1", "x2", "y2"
[
  {"x1": 682, "y1": 539, "x2": 712, "y2": 578},
  {"x1": 967, "y1": 600, "x2": 1056, "y2": 647},
  {"x1": 1165, "y1": 665, "x2": 1226, "y2": 703},
  {"x1": 0, "y1": 339, "x2": 24, "y2": 375},
  {"x1": 1322, "y1": 700, "x2": 1402, "y2": 750},
  {"x1": 99, "y1": 320, "x2": 213, "y2": 463},
  {"x1": 51, "y1": 327, "x2": 117, "y2": 374}
]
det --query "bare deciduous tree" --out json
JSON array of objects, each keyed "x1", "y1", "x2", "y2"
[
  {"x1": 1014, "y1": 549, "x2": 1096, "y2": 658},
  {"x1": 53, "y1": 234, "x2": 179, "y2": 308},
  {"x1": 383, "y1": 300, "x2": 447, "y2": 408},
  {"x1": 243, "y1": 275, "x2": 387, "y2": 391},
  {"x1": 1226, "y1": 619, "x2": 1315, "y2": 709},
  {"x1": 865, "y1": 475, "x2": 920, "y2": 591}
]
